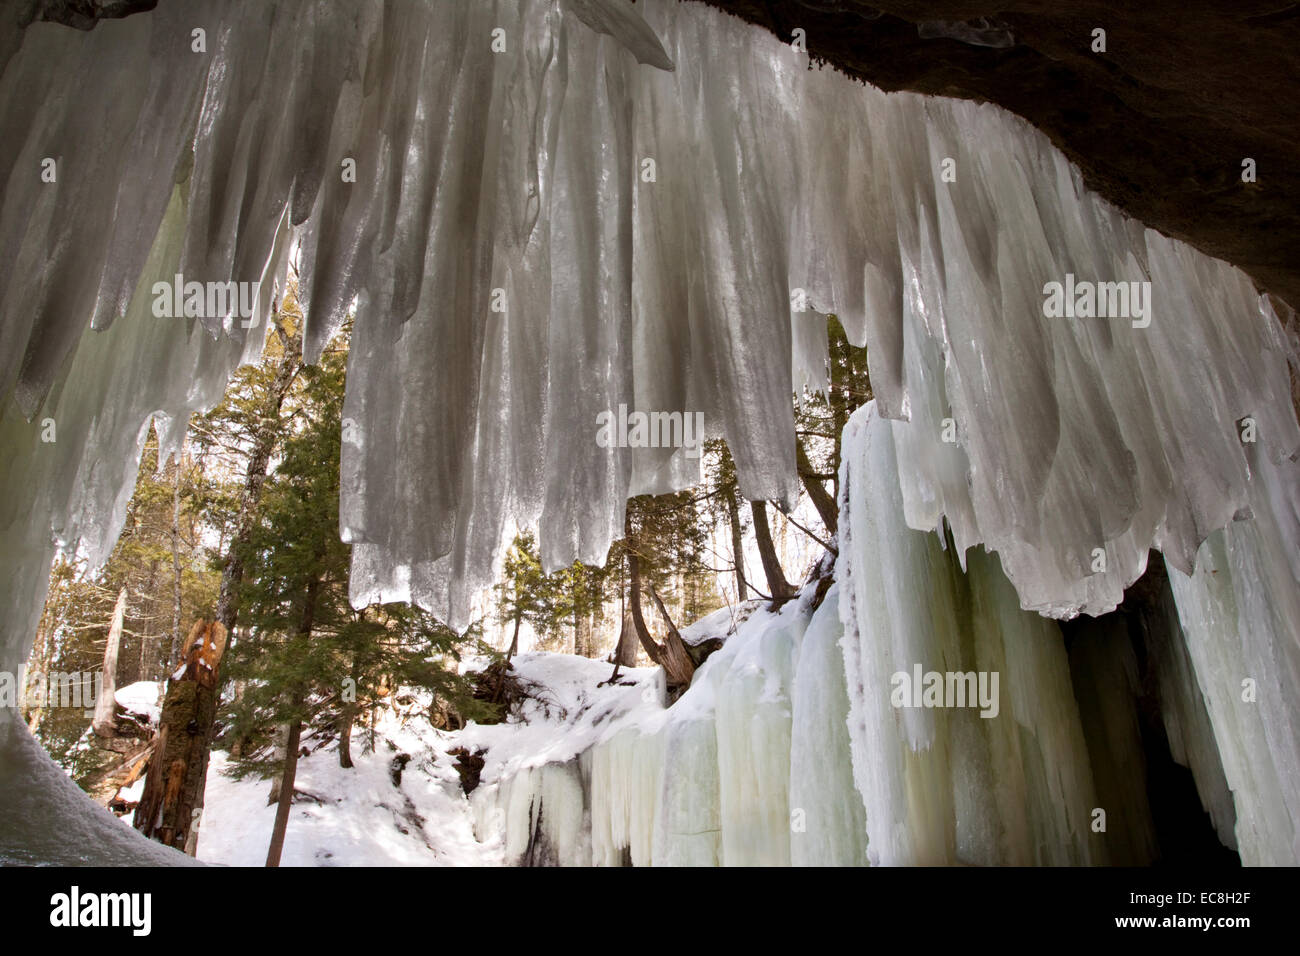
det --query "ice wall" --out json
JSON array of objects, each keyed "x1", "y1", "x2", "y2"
[
  {"x1": 1165, "y1": 438, "x2": 1300, "y2": 865},
  {"x1": 838, "y1": 404, "x2": 1103, "y2": 864},
  {"x1": 5, "y1": 0, "x2": 1296, "y2": 658},
  {"x1": 470, "y1": 592, "x2": 868, "y2": 866},
  {"x1": 2, "y1": 0, "x2": 1297, "y2": 862},
  {"x1": 840, "y1": 401, "x2": 1299, "y2": 865}
]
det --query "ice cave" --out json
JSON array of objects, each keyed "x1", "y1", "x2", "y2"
[{"x1": 0, "y1": 0, "x2": 1297, "y2": 867}]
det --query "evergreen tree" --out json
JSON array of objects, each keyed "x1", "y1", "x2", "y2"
[
  {"x1": 218, "y1": 327, "x2": 483, "y2": 863},
  {"x1": 495, "y1": 531, "x2": 554, "y2": 658},
  {"x1": 25, "y1": 435, "x2": 216, "y2": 774}
]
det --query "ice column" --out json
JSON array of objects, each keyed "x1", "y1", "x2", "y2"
[
  {"x1": 1166, "y1": 441, "x2": 1300, "y2": 865},
  {"x1": 838, "y1": 404, "x2": 1103, "y2": 865}
]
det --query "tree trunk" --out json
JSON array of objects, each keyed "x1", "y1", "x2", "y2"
[
  {"x1": 25, "y1": 599, "x2": 55, "y2": 733},
  {"x1": 572, "y1": 600, "x2": 588, "y2": 658},
  {"x1": 725, "y1": 486, "x2": 749, "y2": 602},
  {"x1": 626, "y1": 534, "x2": 662, "y2": 668},
  {"x1": 133, "y1": 619, "x2": 227, "y2": 855},
  {"x1": 228, "y1": 675, "x2": 249, "y2": 760},
  {"x1": 507, "y1": 613, "x2": 521, "y2": 659},
  {"x1": 750, "y1": 500, "x2": 795, "y2": 602},
  {"x1": 264, "y1": 717, "x2": 302, "y2": 867},
  {"x1": 625, "y1": 515, "x2": 694, "y2": 691},
  {"x1": 614, "y1": 615, "x2": 638, "y2": 667},
  {"x1": 138, "y1": 559, "x2": 158, "y2": 683},
  {"x1": 647, "y1": 586, "x2": 697, "y2": 689},
  {"x1": 169, "y1": 453, "x2": 184, "y2": 666},
  {"x1": 338, "y1": 707, "x2": 355, "y2": 770},
  {"x1": 267, "y1": 565, "x2": 320, "y2": 838},
  {"x1": 267, "y1": 723, "x2": 291, "y2": 805},
  {"x1": 270, "y1": 571, "x2": 320, "y2": 799},
  {"x1": 338, "y1": 652, "x2": 359, "y2": 769},
  {"x1": 92, "y1": 587, "x2": 128, "y2": 738},
  {"x1": 796, "y1": 438, "x2": 838, "y2": 536}
]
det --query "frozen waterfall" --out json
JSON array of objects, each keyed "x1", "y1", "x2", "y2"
[{"x1": 0, "y1": 0, "x2": 1297, "y2": 864}]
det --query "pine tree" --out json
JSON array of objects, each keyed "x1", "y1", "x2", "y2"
[
  {"x1": 495, "y1": 531, "x2": 554, "y2": 659},
  {"x1": 220, "y1": 326, "x2": 482, "y2": 864}
]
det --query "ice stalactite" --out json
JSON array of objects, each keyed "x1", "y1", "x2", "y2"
[
  {"x1": 0, "y1": 182, "x2": 280, "y2": 676},
  {"x1": 1, "y1": 0, "x2": 1298, "y2": 863},
  {"x1": 1165, "y1": 440, "x2": 1300, "y2": 865},
  {"x1": 5, "y1": 0, "x2": 1296, "y2": 657},
  {"x1": 838, "y1": 403, "x2": 1103, "y2": 865}
]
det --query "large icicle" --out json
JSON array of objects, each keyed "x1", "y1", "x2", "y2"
[
  {"x1": 4, "y1": 0, "x2": 1296, "y2": 649},
  {"x1": 2, "y1": 0, "x2": 1298, "y2": 864},
  {"x1": 1165, "y1": 440, "x2": 1300, "y2": 865},
  {"x1": 838, "y1": 403, "x2": 1103, "y2": 865},
  {"x1": 788, "y1": 585, "x2": 868, "y2": 866}
]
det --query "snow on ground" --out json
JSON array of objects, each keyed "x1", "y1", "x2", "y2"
[
  {"x1": 115, "y1": 681, "x2": 162, "y2": 724},
  {"x1": 195, "y1": 602, "x2": 773, "y2": 866},
  {"x1": 197, "y1": 707, "x2": 491, "y2": 867},
  {"x1": 195, "y1": 652, "x2": 658, "y2": 866}
]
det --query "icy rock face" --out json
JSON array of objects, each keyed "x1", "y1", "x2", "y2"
[
  {"x1": 471, "y1": 592, "x2": 867, "y2": 866},
  {"x1": 1165, "y1": 440, "x2": 1300, "y2": 865},
  {"x1": 838, "y1": 404, "x2": 1103, "y2": 865},
  {"x1": 2, "y1": 0, "x2": 1298, "y2": 862},
  {"x1": 4, "y1": 0, "x2": 1296, "y2": 657},
  {"x1": 486, "y1": 758, "x2": 591, "y2": 867},
  {"x1": 839, "y1": 401, "x2": 1300, "y2": 866}
]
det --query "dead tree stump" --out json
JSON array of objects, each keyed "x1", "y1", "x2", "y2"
[{"x1": 133, "y1": 619, "x2": 226, "y2": 854}]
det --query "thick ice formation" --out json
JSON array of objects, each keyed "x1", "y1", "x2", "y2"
[
  {"x1": 838, "y1": 405, "x2": 1101, "y2": 864},
  {"x1": 0, "y1": 179, "x2": 276, "y2": 680},
  {"x1": 1, "y1": 0, "x2": 1297, "y2": 863},
  {"x1": 1165, "y1": 438, "x2": 1300, "y2": 865},
  {"x1": 468, "y1": 596, "x2": 868, "y2": 867},
  {"x1": 4, "y1": 0, "x2": 1296, "y2": 653},
  {"x1": 838, "y1": 402, "x2": 1298, "y2": 865}
]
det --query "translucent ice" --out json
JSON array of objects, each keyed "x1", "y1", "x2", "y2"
[
  {"x1": 1165, "y1": 441, "x2": 1300, "y2": 864},
  {"x1": 4, "y1": 0, "x2": 1295, "y2": 646},
  {"x1": 838, "y1": 404, "x2": 1102, "y2": 864},
  {"x1": 1, "y1": 0, "x2": 1298, "y2": 864}
]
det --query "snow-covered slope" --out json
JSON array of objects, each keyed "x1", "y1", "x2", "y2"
[
  {"x1": 2, "y1": 0, "x2": 1296, "y2": 864},
  {"x1": 199, "y1": 723, "x2": 491, "y2": 867},
  {"x1": 196, "y1": 653, "x2": 663, "y2": 867}
]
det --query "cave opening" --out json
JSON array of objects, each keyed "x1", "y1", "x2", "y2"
[{"x1": 1063, "y1": 555, "x2": 1240, "y2": 867}]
